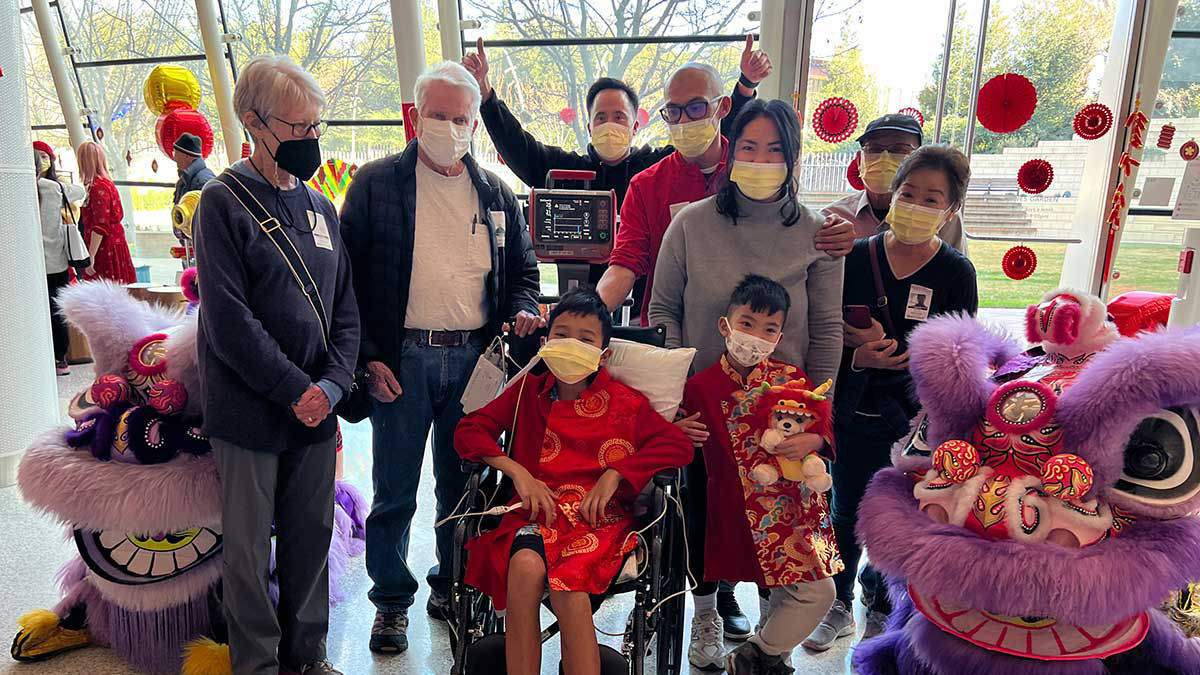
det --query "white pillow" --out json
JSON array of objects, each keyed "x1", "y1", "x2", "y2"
[{"x1": 604, "y1": 338, "x2": 696, "y2": 421}]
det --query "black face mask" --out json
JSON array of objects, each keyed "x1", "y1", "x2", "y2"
[{"x1": 257, "y1": 112, "x2": 322, "y2": 181}]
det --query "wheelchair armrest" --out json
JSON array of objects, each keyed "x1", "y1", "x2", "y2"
[
  {"x1": 461, "y1": 460, "x2": 488, "y2": 476},
  {"x1": 653, "y1": 468, "x2": 680, "y2": 488}
]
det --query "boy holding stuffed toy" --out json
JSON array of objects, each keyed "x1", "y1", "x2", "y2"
[{"x1": 680, "y1": 275, "x2": 842, "y2": 674}]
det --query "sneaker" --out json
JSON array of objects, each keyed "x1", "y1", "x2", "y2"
[
  {"x1": 688, "y1": 608, "x2": 725, "y2": 670},
  {"x1": 55, "y1": 360, "x2": 69, "y2": 376},
  {"x1": 801, "y1": 600, "x2": 855, "y2": 651},
  {"x1": 861, "y1": 610, "x2": 889, "y2": 640},
  {"x1": 725, "y1": 641, "x2": 794, "y2": 675},
  {"x1": 299, "y1": 661, "x2": 343, "y2": 675},
  {"x1": 427, "y1": 590, "x2": 451, "y2": 622},
  {"x1": 369, "y1": 610, "x2": 408, "y2": 654},
  {"x1": 718, "y1": 585, "x2": 753, "y2": 640}
]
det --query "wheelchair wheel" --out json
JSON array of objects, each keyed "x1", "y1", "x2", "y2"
[{"x1": 652, "y1": 484, "x2": 686, "y2": 675}]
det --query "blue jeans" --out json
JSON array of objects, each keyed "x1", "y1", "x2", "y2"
[{"x1": 366, "y1": 334, "x2": 483, "y2": 613}]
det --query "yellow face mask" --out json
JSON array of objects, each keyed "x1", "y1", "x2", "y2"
[
  {"x1": 887, "y1": 195, "x2": 949, "y2": 245},
  {"x1": 590, "y1": 123, "x2": 633, "y2": 162},
  {"x1": 859, "y1": 151, "x2": 904, "y2": 194},
  {"x1": 731, "y1": 161, "x2": 788, "y2": 201},
  {"x1": 538, "y1": 338, "x2": 604, "y2": 385},
  {"x1": 668, "y1": 117, "x2": 719, "y2": 158}
]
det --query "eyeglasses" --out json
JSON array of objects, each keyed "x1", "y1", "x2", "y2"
[
  {"x1": 660, "y1": 98, "x2": 720, "y2": 124},
  {"x1": 862, "y1": 143, "x2": 916, "y2": 155},
  {"x1": 270, "y1": 115, "x2": 329, "y2": 138}
]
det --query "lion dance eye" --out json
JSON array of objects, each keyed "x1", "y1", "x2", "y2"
[{"x1": 1115, "y1": 407, "x2": 1200, "y2": 506}]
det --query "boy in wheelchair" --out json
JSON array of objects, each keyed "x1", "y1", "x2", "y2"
[{"x1": 454, "y1": 287, "x2": 693, "y2": 675}]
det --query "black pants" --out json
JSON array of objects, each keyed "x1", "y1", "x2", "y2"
[
  {"x1": 47, "y1": 271, "x2": 70, "y2": 362},
  {"x1": 830, "y1": 412, "x2": 903, "y2": 614}
]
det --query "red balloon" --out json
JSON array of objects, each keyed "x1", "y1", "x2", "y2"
[{"x1": 156, "y1": 107, "x2": 214, "y2": 159}]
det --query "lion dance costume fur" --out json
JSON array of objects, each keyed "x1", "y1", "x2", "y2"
[
  {"x1": 10, "y1": 281, "x2": 367, "y2": 674},
  {"x1": 854, "y1": 288, "x2": 1200, "y2": 674}
]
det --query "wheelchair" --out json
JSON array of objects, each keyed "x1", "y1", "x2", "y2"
[{"x1": 447, "y1": 324, "x2": 688, "y2": 675}]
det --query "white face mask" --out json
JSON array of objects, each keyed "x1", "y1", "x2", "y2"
[
  {"x1": 721, "y1": 317, "x2": 779, "y2": 367},
  {"x1": 419, "y1": 118, "x2": 473, "y2": 167}
]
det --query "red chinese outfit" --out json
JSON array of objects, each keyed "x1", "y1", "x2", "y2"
[
  {"x1": 81, "y1": 176, "x2": 137, "y2": 284},
  {"x1": 682, "y1": 356, "x2": 843, "y2": 587},
  {"x1": 454, "y1": 368, "x2": 692, "y2": 610}
]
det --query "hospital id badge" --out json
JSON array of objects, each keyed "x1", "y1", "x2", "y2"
[
  {"x1": 904, "y1": 284, "x2": 933, "y2": 321},
  {"x1": 309, "y1": 211, "x2": 333, "y2": 250},
  {"x1": 461, "y1": 338, "x2": 507, "y2": 413}
]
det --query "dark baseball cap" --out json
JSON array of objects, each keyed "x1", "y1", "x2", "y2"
[{"x1": 856, "y1": 113, "x2": 923, "y2": 146}]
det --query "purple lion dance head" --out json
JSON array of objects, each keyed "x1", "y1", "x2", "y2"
[{"x1": 854, "y1": 288, "x2": 1200, "y2": 675}]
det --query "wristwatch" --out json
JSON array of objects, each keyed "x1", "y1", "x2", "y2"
[{"x1": 738, "y1": 73, "x2": 759, "y2": 89}]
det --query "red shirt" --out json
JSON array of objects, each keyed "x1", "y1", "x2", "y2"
[{"x1": 609, "y1": 140, "x2": 729, "y2": 325}]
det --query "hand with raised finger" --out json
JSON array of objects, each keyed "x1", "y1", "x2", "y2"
[{"x1": 461, "y1": 37, "x2": 492, "y2": 101}]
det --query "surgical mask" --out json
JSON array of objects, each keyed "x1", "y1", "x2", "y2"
[
  {"x1": 668, "y1": 116, "x2": 719, "y2": 158},
  {"x1": 257, "y1": 112, "x2": 323, "y2": 181},
  {"x1": 538, "y1": 338, "x2": 603, "y2": 385},
  {"x1": 859, "y1": 151, "x2": 904, "y2": 194},
  {"x1": 419, "y1": 118, "x2": 473, "y2": 167},
  {"x1": 590, "y1": 123, "x2": 632, "y2": 162},
  {"x1": 731, "y1": 161, "x2": 788, "y2": 201},
  {"x1": 887, "y1": 195, "x2": 949, "y2": 245},
  {"x1": 721, "y1": 318, "x2": 778, "y2": 368}
]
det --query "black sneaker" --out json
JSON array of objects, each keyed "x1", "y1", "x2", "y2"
[
  {"x1": 299, "y1": 661, "x2": 343, "y2": 675},
  {"x1": 718, "y1": 585, "x2": 753, "y2": 641},
  {"x1": 725, "y1": 641, "x2": 794, "y2": 675},
  {"x1": 427, "y1": 590, "x2": 451, "y2": 622},
  {"x1": 369, "y1": 610, "x2": 408, "y2": 654}
]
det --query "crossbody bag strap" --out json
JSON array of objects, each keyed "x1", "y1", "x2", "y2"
[
  {"x1": 213, "y1": 173, "x2": 330, "y2": 352},
  {"x1": 867, "y1": 233, "x2": 899, "y2": 338}
]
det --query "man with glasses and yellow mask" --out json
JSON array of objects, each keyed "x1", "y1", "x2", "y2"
[{"x1": 823, "y1": 113, "x2": 966, "y2": 252}]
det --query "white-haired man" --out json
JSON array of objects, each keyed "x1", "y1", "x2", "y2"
[
  {"x1": 340, "y1": 61, "x2": 541, "y2": 654},
  {"x1": 194, "y1": 54, "x2": 359, "y2": 675}
]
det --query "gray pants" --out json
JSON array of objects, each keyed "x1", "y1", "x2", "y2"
[
  {"x1": 214, "y1": 436, "x2": 336, "y2": 675},
  {"x1": 751, "y1": 577, "x2": 836, "y2": 656}
]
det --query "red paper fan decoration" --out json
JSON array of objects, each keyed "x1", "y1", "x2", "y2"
[
  {"x1": 812, "y1": 97, "x2": 859, "y2": 143},
  {"x1": 976, "y1": 73, "x2": 1038, "y2": 134},
  {"x1": 1182, "y1": 139, "x2": 1199, "y2": 162},
  {"x1": 897, "y1": 107, "x2": 925, "y2": 126},
  {"x1": 1017, "y1": 159, "x2": 1054, "y2": 194},
  {"x1": 1003, "y1": 246, "x2": 1038, "y2": 280},
  {"x1": 846, "y1": 155, "x2": 865, "y2": 191},
  {"x1": 636, "y1": 108, "x2": 650, "y2": 128},
  {"x1": 1073, "y1": 103, "x2": 1113, "y2": 140},
  {"x1": 559, "y1": 107, "x2": 576, "y2": 126}
]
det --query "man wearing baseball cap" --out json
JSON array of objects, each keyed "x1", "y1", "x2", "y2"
[
  {"x1": 172, "y1": 132, "x2": 215, "y2": 205},
  {"x1": 822, "y1": 113, "x2": 965, "y2": 252}
]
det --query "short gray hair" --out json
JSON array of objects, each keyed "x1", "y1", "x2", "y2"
[
  {"x1": 234, "y1": 54, "x2": 326, "y2": 120},
  {"x1": 414, "y1": 61, "x2": 481, "y2": 121},
  {"x1": 671, "y1": 63, "x2": 722, "y2": 98},
  {"x1": 891, "y1": 144, "x2": 972, "y2": 209}
]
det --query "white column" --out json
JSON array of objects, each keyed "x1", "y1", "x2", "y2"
[
  {"x1": 436, "y1": 0, "x2": 464, "y2": 63},
  {"x1": 0, "y1": 0, "x2": 61, "y2": 484},
  {"x1": 391, "y1": 0, "x2": 427, "y2": 141},
  {"x1": 758, "y1": 0, "x2": 814, "y2": 114},
  {"x1": 31, "y1": 0, "x2": 87, "y2": 148},
  {"x1": 195, "y1": 0, "x2": 241, "y2": 163}
]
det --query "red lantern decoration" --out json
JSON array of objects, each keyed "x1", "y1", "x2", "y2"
[
  {"x1": 976, "y1": 73, "x2": 1038, "y2": 134},
  {"x1": 636, "y1": 108, "x2": 650, "y2": 129},
  {"x1": 1002, "y1": 245, "x2": 1038, "y2": 280},
  {"x1": 241, "y1": 142, "x2": 251, "y2": 158},
  {"x1": 811, "y1": 97, "x2": 859, "y2": 143},
  {"x1": 1182, "y1": 139, "x2": 1199, "y2": 162},
  {"x1": 1017, "y1": 158, "x2": 1054, "y2": 194},
  {"x1": 1073, "y1": 103, "x2": 1113, "y2": 140},
  {"x1": 1158, "y1": 124, "x2": 1176, "y2": 150},
  {"x1": 846, "y1": 155, "x2": 865, "y2": 191},
  {"x1": 155, "y1": 107, "x2": 214, "y2": 159},
  {"x1": 897, "y1": 107, "x2": 925, "y2": 126},
  {"x1": 559, "y1": 107, "x2": 577, "y2": 126}
]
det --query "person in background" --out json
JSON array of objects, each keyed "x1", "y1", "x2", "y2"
[
  {"x1": 648, "y1": 99, "x2": 844, "y2": 668},
  {"x1": 340, "y1": 60, "x2": 542, "y2": 656},
  {"x1": 34, "y1": 140, "x2": 85, "y2": 376},
  {"x1": 461, "y1": 36, "x2": 771, "y2": 318},
  {"x1": 194, "y1": 53, "x2": 359, "y2": 675},
  {"x1": 803, "y1": 144, "x2": 978, "y2": 652},
  {"x1": 822, "y1": 113, "x2": 965, "y2": 252},
  {"x1": 172, "y1": 132, "x2": 215, "y2": 205},
  {"x1": 76, "y1": 141, "x2": 136, "y2": 284}
]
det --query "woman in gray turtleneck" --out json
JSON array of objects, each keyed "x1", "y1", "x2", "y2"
[{"x1": 648, "y1": 98, "x2": 844, "y2": 386}]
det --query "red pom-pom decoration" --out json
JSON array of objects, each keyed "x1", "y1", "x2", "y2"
[
  {"x1": 92, "y1": 374, "x2": 133, "y2": 410},
  {"x1": 1073, "y1": 103, "x2": 1113, "y2": 140},
  {"x1": 933, "y1": 440, "x2": 981, "y2": 483},
  {"x1": 559, "y1": 107, "x2": 576, "y2": 126},
  {"x1": 846, "y1": 155, "x2": 865, "y2": 191},
  {"x1": 1017, "y1": 159, "x2": 1054, "y2": 194},
  {"x1": 1002, "y1": 245, "x2": 1038, "y2": 280},
  {"x1": 148, "y1": 379, "x2": 188, "y2": 416},
  {"x1": 897, "y1": 107, "x2": 925, "y2": 126},
  {"x1": 155, "y1": 107, "x2": 214, "y2": 159},
  {"x1": 1183, "y1": 139, "x2": 1199, "y2": 162},
  {"x1": 1041, "y1": 453, "x2": 1094, "y2": 500},
  {"x1": 976, "y1": 73, "x2": 1038, "y2": 134},
  {"x1": 811, "y1": 97, "x2": 859, "y2": 143},
  {"x1": 180, "y1": 267, "x2": 200, "y2": 304},
  {"x1": 1158, "y1": 124, "x2": 1176, "y2": 150}
]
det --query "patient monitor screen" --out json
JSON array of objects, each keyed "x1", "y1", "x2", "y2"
[{"x1": 530, "y1": 189, "x2": 615, "y2": 262}]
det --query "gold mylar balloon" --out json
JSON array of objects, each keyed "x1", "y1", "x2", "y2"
[
  {"x1": 144, "y1": 65, "x2": 201, "y2": 116},
  {"x1": 172, "y1": 190, "x2": 202, "y2": 239}
]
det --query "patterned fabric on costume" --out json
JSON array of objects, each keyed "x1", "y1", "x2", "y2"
[{"x1": 81, "y1": 177, "x2": 137, "y2": 284}]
